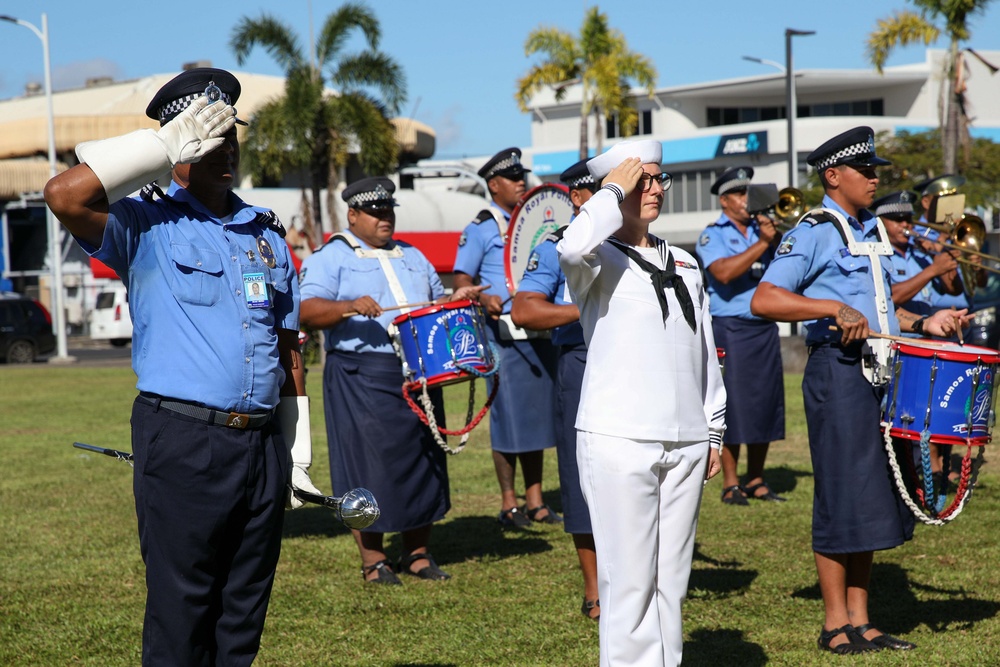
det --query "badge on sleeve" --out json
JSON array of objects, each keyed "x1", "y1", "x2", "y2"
[
  {"x1": 458, "y1": 231, "x2": 467, "y2": 247},
  {"x1": 776, "y1": 236, "x2": 797, "y2": 255},
  {"x1": 243, "y1": 272, "x2": 271, "y2": 309},
  {"x1": 256, "y1": 236, "x2": 277, "y2": 268},
  {"x1": 699, "y1": 234, "x2": 710, "y2": 246},
  {"x1": 526, "y1": 252, "x2": 540, "y2": 272}
]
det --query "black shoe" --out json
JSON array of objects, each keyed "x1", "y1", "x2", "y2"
[
  {"x1": 397, "y1": 552, "x2": 451, "y2": 581},
  {"x1": 742, "y1": 481, "x2": 787, "y2": 502},
  {"x1": 854, "y1": 623, "x2": 916, "y2": 650},
  {"x1": 581, "y1": 597, "x2": 600, "y2": 621},
  {"x1": 361, "y1": 559, "x2": 401, "y2": 585},
  {"x1": 498, "y1": 507, "x2": 532, "y2": 529},
  {"x1": 523, "y1": 503, "x2": 563, "y2": 524},
  {"x1": 817, "y1": 625, "x2": 878, "y2": 654},
  {"x1": 721, "y1": 485, "x2": 749, "y2": 506}
]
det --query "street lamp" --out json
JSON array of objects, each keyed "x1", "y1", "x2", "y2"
[
  {"x1": 0, "y1": 12, "x2": 73, "y2": 363},
  {"x1": 785, "y1": 28, "x2": 815, "y2": 188}
]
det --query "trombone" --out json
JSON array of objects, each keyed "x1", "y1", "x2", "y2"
[
  {"x1": 745, "y1": 185, "x2": 807, "y2": 231},
  {"x1": 905, "y1": 215, "x2": 1000, "y2": 291}
]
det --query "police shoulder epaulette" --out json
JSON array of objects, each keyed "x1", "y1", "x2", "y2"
[
  {"x1": 799, "y1": 209, "x2": 850, "y2": 246},
  {"x1": 543, "y1": 225, "x2": 568, "y2": 243},
  {"x1": 254, "y1": 210, "x2": 286, "y2": 239},
  {"x1": 474, "y1": 210, "x2": 494, "y2": 224}
]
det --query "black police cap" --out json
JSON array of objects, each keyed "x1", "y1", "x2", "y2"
[
  {"x1": 806, "y1": 126, "x2": 891, "y2": 171},
  {"x1": 559, "y1": 158, "x2": 595, "y2": 190},
  {"x1": 478, "y1": 147, "x2": 531, "y2": 181},
  {"x1": 872, "y1": 190, "x2": 918, "y2": 218},
  {"x1": 342, "y1": 177, "x2": 398, "y2": 208},
  {"x1": 145, "y1": 67, "x2": 247, "y2": 126},
  {"x1": 710, "y1": 166, "x2": 754, "y2": 196}
]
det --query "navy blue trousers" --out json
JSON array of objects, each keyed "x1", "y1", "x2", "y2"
[
  {"x1": 555, "y1": 343, "x2": 593, "y2": 534},
  {"x1": 131, "y1": 398, "x2": 287, "y2": 667}
]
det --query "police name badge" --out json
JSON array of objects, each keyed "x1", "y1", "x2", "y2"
[
  {"x1": 243, "y1": 272, "x2": 270, "y2": 309},
  {"x1": 256, "y1": 236, "x2": 277, "y2": 268}
]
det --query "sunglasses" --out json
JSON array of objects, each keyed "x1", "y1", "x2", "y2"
[
  {"x1": 356, "y1": 204, "x2": 396, "y2": 217},
  {"x1": 638, "y1": 172, "x2": 673, "y2": 192}
]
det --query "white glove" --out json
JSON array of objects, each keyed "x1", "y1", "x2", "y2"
[
  {"x1": 276, "y1": 395, "x2": 324, "y2": 509},
  {"x1": 75, "y1": 96, "x2": 237, "y2": 204}
]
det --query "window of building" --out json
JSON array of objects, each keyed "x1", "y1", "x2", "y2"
[
  {"x1": 606, "y1": 109, "x2": 654, "y2": 139},
  {"x1": 663, "y1": 169, "x2": 724, "y2": 215},
  {"x1": 707, "y1": 99, "x2": 883, "y2": 126}
]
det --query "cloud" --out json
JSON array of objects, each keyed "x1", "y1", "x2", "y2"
[
  {"x1": 51, "y1": 59, "x2": 123, "y2": 92},
  {"x1": 428, "y1": 104, "x2": 464, "y2": 157}
]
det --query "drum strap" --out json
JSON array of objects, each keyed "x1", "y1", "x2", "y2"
[
  {"x1": 806, "y1": 208, "x2": 893, "y2": 336},
  {"x1": 478, "y1": 208, "x2": 508, "y2": 239},
  {"x1": 330, "y1": 232, "x2": 411, "y2": 313}
]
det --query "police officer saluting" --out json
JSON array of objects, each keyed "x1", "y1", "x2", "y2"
[
  {"x1": 696, "y1": 166, "x2": 786, "y2": 506},
  {"x1": 751, "y1": 126, "x2": 969, "y2": 655},
  {"x1": 44, "y1": 68, "x2": 320, "y2": 665}
]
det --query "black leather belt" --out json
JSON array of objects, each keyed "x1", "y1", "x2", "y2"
[{"x1": 137, "y1": 393, "x2": 272, "y2": 430}]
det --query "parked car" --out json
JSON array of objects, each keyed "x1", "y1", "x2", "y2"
[
  {"x1": 0, "y1": 292, "x2": 56, "y2": 363},
  {"x1": 968, "y1": 273, "x2": 1000, "y2": 350},
  {"x1": 90, "y1": 286, "x2": 132, "y2": 347}
]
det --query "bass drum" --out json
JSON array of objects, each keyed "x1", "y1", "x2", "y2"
[{"x1": 503, "y1": 183, "x2": 574, "y2": 294}]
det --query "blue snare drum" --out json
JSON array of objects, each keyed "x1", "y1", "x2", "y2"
[
  {"x1": 883, "y1": 340, "x2": 1000, "y2": 445},
  {"x1": 392, "y1": 300, "x2": 496, "y2": 387}
]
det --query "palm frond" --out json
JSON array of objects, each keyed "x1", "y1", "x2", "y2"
[
  {"x1": 515, "y1": 63, "x2": 579, "y2": 110},
  {"x1": 866, "y1": 10, "x2": 938, "y2": 72},
  {"x1": 329, "y1": 51, "x2": 407, "y2": 115},
  {"x1": 230, "y1": 14, "x2": 304, "y2": 71},
  {"x1": 316, "y1": 1, "x2": 380, "y2": 65}
]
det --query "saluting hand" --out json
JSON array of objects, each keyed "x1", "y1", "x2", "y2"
[
  {"x1": 835, "y1": 304, "x2": 869, "y2": 345},
  {"x1": 602, "y1": 157, "x2": 644, "y2": 199},
  {"x1": 349, "y1": 296, "x2": 382, "y2": 318}
]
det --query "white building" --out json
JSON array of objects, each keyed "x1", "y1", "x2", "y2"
[{"x1": 520, "y1": 49, "x2": 1000, "y2": 249}]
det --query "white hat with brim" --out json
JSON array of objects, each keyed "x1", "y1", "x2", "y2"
[{"x1": 587, "y1": 139, "x2": 663, "y2": 180}]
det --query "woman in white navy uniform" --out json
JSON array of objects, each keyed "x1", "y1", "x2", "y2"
[{"x1": 558, "y1": 140, "x2": 725, "y2": 667}]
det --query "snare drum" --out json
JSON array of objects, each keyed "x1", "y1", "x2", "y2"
[
  {"x1": 391, "y1": 300, "x2": 496, "y2": 387},
  {"x1": 883, "y1": 340, "x2": 1000, "y2": 445}
]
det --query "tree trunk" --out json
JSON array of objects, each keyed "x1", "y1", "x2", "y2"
[
  {"x1": 594, "y1": 105, "x2": 604, "y2": 155},
  {"x1": 579, "y1": 112, "x2": 588, "y2": 161},
  {"x1": 942, "y1": 39, "x2": 960, "y2": 174}
]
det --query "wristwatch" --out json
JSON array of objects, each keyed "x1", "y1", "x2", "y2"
[{"x1": 912, "y1": 317, "x2": 926, "y2": 335}]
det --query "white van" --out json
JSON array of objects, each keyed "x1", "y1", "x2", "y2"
[{"x1": 90, "y1": 286, "x2": 132, "y2": 346}]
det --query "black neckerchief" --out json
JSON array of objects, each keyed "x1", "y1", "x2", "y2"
[{"x1": 608, "y1": 237, "x2": 697, "y2": 332}]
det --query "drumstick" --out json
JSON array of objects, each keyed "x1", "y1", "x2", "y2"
[
  {"x1": 826, "y1": 325, "x2": 951, "y2": 346},
  {"x1": 342, "y1": 286, "x2": 493, "y2": 318},
  {"x1": 956, "y1": 315, "x2": 965, "y2": 346}
]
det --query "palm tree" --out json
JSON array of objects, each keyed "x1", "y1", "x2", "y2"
[
  {"x1": 231, "y1": 3, "x2": 406, "y2": 244},
  {"x1": 516, "y1": 7, "x2": 657, "y2": 160},
  {"x1": 867, "y1": 0, "x2": 995, "y2": 174}
]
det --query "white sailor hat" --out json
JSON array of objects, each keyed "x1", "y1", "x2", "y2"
[
  {"x1": 559, "y1": 158, "x2": 596, "y2": 190},
  {"x1": 342, "y1": 177, "x2": 398, "y2": 209},
  {"x1": 872, "y1": 190, "x2": 918, "y2": 219},
  {"x1": 586, "y1": 139, "x2": 662, "y2": 180},
  {"x1": 478, "y1": 147, "x2": 531, "y2": 181},
  {"x1": 711, "y1": 166, "x2": 754, "y2": 196},
  {"x1": 806, "y1": 126, "x2": 891, "y2": 171},
  {"x1": 146, "y1": 67, "x2": 247, "y2": 126}
]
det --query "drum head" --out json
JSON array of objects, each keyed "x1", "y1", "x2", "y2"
[{"x1": 504, "y1": 184, "x2": 574, "y2": 294}]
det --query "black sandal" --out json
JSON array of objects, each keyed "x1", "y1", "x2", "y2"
[
  {"x1": 854, "y1": 623, "x2": 916, "y2": 650},
  {"x1": 397, "y1": 552, "x2": 451, "y2": 581},
  {"x1": 361, "y1": 559, "x2": 401, "y2": 586},
  {"x1": 817, "y1": 624, "x2": 877, "y2": 654},
  {"x1": 721, "y1": 485, "x2": 748, "y2": 506},
  {"x1": 581, "y1": 597, "x2": 600, "y2": 621},
  {"x1": 742, "y1": 481, "x2": 787, "y2": 502},
  {"x1": 524, "y1": 503, "x2": 563, "y2": 524}
]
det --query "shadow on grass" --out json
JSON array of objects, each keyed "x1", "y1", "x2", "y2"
[
  {"x1": 760, "y1": 464, "x2": 813, "y2": 496},
  {"x1": 689, "y1": 542, "x2": 759, "y2": 600},
  {"x1": 791, "y1": 562, "x2": 1000, "y2": 634},
  {"x1": 390, "y1": 515, "x2": 555, "y2": 567},
  {"x1": 682, "y1": 628, "x2": 767, "y2": 666},
  {"x1": 282, "y1": 505, "x2": 352, "y2": 539},
  {"x1": 391, "y1": 663, "x2": 457, "y2": 667}
]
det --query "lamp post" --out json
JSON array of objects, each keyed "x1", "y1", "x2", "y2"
[
  {"x1": 785, "y1": 28, "x2": 815, "y2": 188},
  {"x1": 0, "y1": 12, "x2": 73, "y2": 362}
]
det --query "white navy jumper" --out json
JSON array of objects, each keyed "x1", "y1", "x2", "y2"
[{"x1": 558, "y1": 187, "x2": 726, "y2": 667}]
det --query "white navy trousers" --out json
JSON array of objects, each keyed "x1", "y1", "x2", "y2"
[{"x1": 577, "y1": 431, "x2": 709, "y2": 667}]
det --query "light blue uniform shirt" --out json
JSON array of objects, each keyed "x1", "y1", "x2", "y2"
[
  {"x1": 695, "y1": 213, "x2": 772, "y2": 319},
  {"x1": 518, "y1": 231, "x2": 584, "y2": 347},
  {"x1": 453, "y1": 203, "x2": 512, "y2": 313},
  {"x1": 87, "y1": 182, "x2": 299, "y2": 412},
  {"x1": 761, "y1": 195, "x2": 900, "y2": 346},
  {"x1": 887, "y1": 243, "x2": 934, "y2": 316},
  {"x1": 299, "y1": 230, "x2": 445, "y2": 354},
  {"x1": 916, "y1": 216, "x2": 972, "y2": 311}
]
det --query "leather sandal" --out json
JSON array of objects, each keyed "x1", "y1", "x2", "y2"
[
  {"x1": 361, "y1": 559, "x2": 401, "y2": 585},
  {"x1": 581, "y1": 597, "x2": 600, "y2": 621},
  {"x1": 742, "y1": 481, "x2": 787, "y2": 502},
  {"x1": 523, "y1": 503, "x2": 563, "y2": 524},
  {"x1": 817, "y1": 625, "x2": 877, "y2": 654},
  {"x1": 721, "y1": 485, "x2": 749, "y2": 506},
  {"x1": 397, "y1": 552, "x2": 451, "y2": 581},
  {"x1": 497, "y1": 507, "x2": 532, "y2": 529},
  {"x1": 854, "y1": 623, "x2": 916, "y2": 650}
]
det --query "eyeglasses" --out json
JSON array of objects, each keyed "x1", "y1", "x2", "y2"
[
  {"x1": 638, "y1": 172, "x2": 672, "y2": 192},
  {"x1": 500, "y1": 170, "x2": 526, "y2": 182},
  {"x1": 357, "y1": 204, "x2": 396, "y2": 218}
]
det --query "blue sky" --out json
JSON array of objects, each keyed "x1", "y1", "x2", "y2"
[{"x1": 3, "y1": 1, "x2": 1000, "y2": 159}]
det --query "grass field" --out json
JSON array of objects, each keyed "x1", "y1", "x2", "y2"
[{"x1": 1, "y1": 363, "x2": 999, "y2": 666}]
